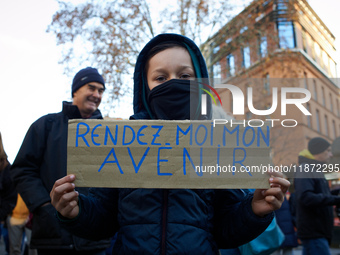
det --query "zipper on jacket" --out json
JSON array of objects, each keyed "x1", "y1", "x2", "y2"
[{"x1": 161, "y1": 189, "x2": 168, "y2": 255}]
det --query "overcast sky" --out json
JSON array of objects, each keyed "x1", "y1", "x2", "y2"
[{"x1": 0, "y1": 0, "x2": 339, "y2": 163}]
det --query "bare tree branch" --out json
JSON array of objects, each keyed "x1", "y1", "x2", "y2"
[{"x1": 47, "y1": 0, "x2": 240, "y2": 115}]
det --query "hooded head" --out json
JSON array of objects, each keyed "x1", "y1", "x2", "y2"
[{"x1": 130, "y1": 33, "x2": 212, "y2": 120}]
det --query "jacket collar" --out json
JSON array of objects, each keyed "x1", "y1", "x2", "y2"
[
  {"x1": 62, "y1": 101, "x2": 103, "y2": 120},
  {"x1": 298, "y1": 155, "x2": 324, "y2": 165}
]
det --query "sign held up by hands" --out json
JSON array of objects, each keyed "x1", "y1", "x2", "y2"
[{"x1": 67, "y1": 119, "x2": 271, "y2": 189}]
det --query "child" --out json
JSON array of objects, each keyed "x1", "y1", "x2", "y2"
[{"x1": 50, "y1": 33, "x2": 290, "y2": 254}]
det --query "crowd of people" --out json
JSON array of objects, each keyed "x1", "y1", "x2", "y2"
[{"x1": 0, "y1": 33, "x2": 338, "y2": 255}]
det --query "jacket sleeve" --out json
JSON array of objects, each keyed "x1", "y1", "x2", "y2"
[
  {"x1": 213, "y1": 189, "x2": 274, "y2": 249},
  {"x1": 58, "y1": 188, "x2": 119, "y2": 240},
  {"x1": 0, "y1": 164, "x2": 17, "y2": 220},
  {"x1": 10, "y1": 117, "x2": 51, "y2": 212},
  {"x1": 294, "y1": 177, "x2": 340, "y2": 207}
]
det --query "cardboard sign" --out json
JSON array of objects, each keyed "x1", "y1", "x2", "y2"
[{"x1": 67, "y1": 119, "x2": 271, "y2": 189}]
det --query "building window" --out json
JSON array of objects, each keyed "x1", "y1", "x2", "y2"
[
  {"x1": 337, "y1": 100, "x2": 340, "y2": 117},
  {"x1": 304, "y1": 72, "x2": 308, "y2": 89},
  {"x1": 330, "y1": 93, "x2": 333, "y2": 113},
  {"x1": 322, "y1": 87, "x2": 325, "y2": 106},
  {"x1": 316, "y1": 109, "x2": 321, "y2": 133},
  {"x1": 264, "y1": 73, "x2": 270, "y2": 95},
  {"x1": 276, "y1": 0, "x2": 288, "y2": 14},
  {"x1": 320, "y1": 50, "x2": 325, "y2": 69},
  {"x1": 325, "y1": 115, "x2": 329, "y2": 136},
  {"x1": 314, "y1": 42, "x2": 321, "y2": 63},
  {"x1": 311, "y1": 40, "x2": 316, "y2": 61},
  {"x1": 258, "y1": 36, "x2": 267, "y2": 58},
  {"x1": 302, "y1": 28, "x2": 307, "y2": 53},
  {"x1": 333, "y1": 120, "x2": 337, "y2": 139},
  {"x1": 330, "y1": 58, "x2": 337, "y2": 78},
  {"x1": 322, "y1": 50, "x2": 329, "y2": 71},
  {"x1": 213, "y1": 61, "x2": 221, "y2": 78},
  {"x1": 242, "y1": 46, "x2": 251, "y2": 68},
  {"x1": 306, "y1": 103, "x2": 311, "y2": 128},
  {"x1": 277, "y1": 21, "x2": 296, "y2": 49},
  {"x1": 226, "y1": 54, "x2": 235, "y2": 77},
  {"x1": 265, "y1": 105, "x2": 272, "y2": 119},
  {"x1": 313, "y1": 80, "x2": 317, "y2": 101}
]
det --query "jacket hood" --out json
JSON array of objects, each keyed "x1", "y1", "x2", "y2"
[{"x1": 130, "y1": 33, "x2": 211, "y2": 120}]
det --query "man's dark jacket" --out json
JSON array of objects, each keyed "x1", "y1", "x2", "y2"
[
  {"x1": 10, "y1": 101, "x2": 110, "y2": 250},
  {"x1": 295, "y1": 156, "x2": 340, "y2": 243}
]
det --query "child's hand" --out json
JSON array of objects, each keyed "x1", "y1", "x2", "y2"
[
  {"x1": 251, "y1": 171, "x2": 290, "y2": 217},
  {"x1": 50, "y1": 174, "x2": 79, "y2": 219}
]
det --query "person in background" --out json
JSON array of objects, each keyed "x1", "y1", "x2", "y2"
[
  {"x1": 50, "y1": 33, "x2": 290, "y2": 254},
  {"x1": 295, "y1": 137, "x2": 338, "y2": 255},
  {"x1": 271, "y1": 194, "x2": 298, "y2": 255},
  {"x1": 6, "y1": 193, "x2": 37, "y2": 255},
  {"x1": 10, "y1": 67, "x2": 111, "y2": 255},
  {"x1": 0, "y1": 133, "x2": 17, "y2": 255},
  {"x1": 288, "y1": 149, "x2": 316, "y2": 229}
]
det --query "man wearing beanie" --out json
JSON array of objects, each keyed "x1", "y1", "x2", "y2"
[
  {"x1": 11, "y1": 67, "x2": 110, "y2": 254},
  {"x1": 295, "y1": 137, "x2": 337, "y2": 255}
]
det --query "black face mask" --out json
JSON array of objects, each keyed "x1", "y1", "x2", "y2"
[{"x1": 147, "y1": 79, "x2": 200, "y2": 120}]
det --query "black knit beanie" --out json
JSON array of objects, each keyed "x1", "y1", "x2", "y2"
[
  {"x1": 72, "y1": 67, "x2": 105, "y2": 97},
  {"x1": 308, "y1": 137, "x2": 331, "y2": 155}
]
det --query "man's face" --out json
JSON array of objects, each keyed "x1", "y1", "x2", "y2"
[
  {"x1": 72, "y1": 82, "x2": 105, "y2": 118},
  {"x1": 314, "y1": 146, "x2": 333, "y2": 163}
]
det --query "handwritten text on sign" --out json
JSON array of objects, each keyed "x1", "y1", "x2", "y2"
[{"x1": 67, "y1": 120, "x2": 271, "y2": 188}]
